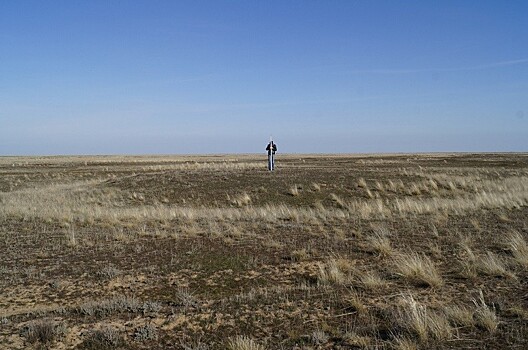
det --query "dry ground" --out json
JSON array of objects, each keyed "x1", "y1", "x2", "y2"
[{"x1": 0, "y1": 153, "x2": 527, "y2": 349}]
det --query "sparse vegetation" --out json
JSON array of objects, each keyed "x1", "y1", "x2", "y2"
[{"x1": 1, "y1": 154, "x2": 527, "y2": 349}]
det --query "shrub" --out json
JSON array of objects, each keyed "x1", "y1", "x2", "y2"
[
  {"x1": 83, "y1": 325, "x2": 122, "y2": 349},
  {"x1": 20, "y1": 319, "x2": 66, "y2": 344},
  {"x1": 134, "y1": 324, "x2": 158, "y2": 341}
]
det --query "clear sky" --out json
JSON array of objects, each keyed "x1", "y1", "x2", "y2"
[{"x1": 1, "y1": 1, "x2": 527, "y2": 155}]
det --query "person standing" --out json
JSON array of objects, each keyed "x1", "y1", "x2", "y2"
[{"x1": 266, "y1": 140, "x2": 277, "y2": 171}]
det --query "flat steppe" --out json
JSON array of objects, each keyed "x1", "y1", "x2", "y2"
[{"x1": 0, "y1": 153, "x2": 527, "y2": 349}]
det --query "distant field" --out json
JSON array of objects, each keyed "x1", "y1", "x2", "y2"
[{"x1": 1, "y1": 153, "x2": 527, "y2": 349}]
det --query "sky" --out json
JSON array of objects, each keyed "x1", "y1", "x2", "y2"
[{"x1": 1, "y1": 1, "x2": 527, "y2": 155}]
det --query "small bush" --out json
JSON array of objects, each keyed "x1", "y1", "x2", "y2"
[
  {"x1": 142, "y1": 300, "x2": 162, "y2": 314},
  {"x1": 83, "y1": 325, "x2": 122, "y2": 349},
  {"x1": 176, "y1": 288, "x2": 198, "y2": 308},
  {"x1": 311, "y1": 329, "x2": 329, "y2": 345},
  {"x1": 78, "y1": 296, "x2": 141, "y2": 316},
  {"x1": 97, "y1": 265, "x2": 121, "y2": 280},
  {"x1": 20, "y1": 319, "x2": 66, "y2": 344},
  {"x1": 134, "y1": 324, "x2": 158, "y2": 341}
]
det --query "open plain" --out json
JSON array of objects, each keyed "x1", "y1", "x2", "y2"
[{"x1": 0, "y1": 153, "x2": 527, "y2": 349}]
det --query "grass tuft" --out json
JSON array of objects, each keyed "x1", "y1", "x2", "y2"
[
  {"x1": 444, "y1": 304, "x2": 475, "y2": 327},
  {"x1": 476, "y1": 251, "x2": 514, "y2": 278},
  {"x1": 472, "y1": 291, "x2": 499, "y2": 333},
  {"x1": 317, "y1": 259, "x2": 348, "y2": 285},
  {"x1": 394, "y1": 252, "x2": 443, "y2": 288},
  {"x1": 506, "y1": 231, "x2": 528, "y2": 267},
  {"x1": 227, "y1": 336, "x2": 266, "y2": 350},
  {"x1": 398, "y1": 294, "x2": 453, "y2": 342},
  {"x1": 367, "y1": 226, "x2": 393, "y2": 256}
]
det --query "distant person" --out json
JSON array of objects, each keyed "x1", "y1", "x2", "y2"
[{"x1": 266, "y1": 140, "x2": 277, "y2": 171}]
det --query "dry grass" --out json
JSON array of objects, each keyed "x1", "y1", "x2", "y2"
[
  {"x1": 357, "y1": 270, "x2": 388, "y2": 291},
  {"x1": 393, "y1": 252, "x2": 443, "y2": 288},
  {"x1": 20, "y1": 319, "x2": 66, "y2": 344},
  {"x1": 317, "y1": 259, "x2": 348, "y2": 285},
  {"x1": 230, "y1": 192, "x2": 252, "y2": 207},
  {"x1": 392, "y1": 336, "x2": 419, "y2": 350},
  {"x1": 311, "y1": 182, "x2": 321, "y2": 192},
  {"x1": 291, "y1": 248, "x2": 310, "y2": 262},
  {"x1": 444, "y1": 304, "x2": 475, "y2": 328},
  {"x1": 398, "y1": 294, "x2": 453, "y2": 342},
  {"x1": 457, "y1": 240, "x2": 478, "y2": 278},
  {"x1": 345, "y1": 289, "x2": 367, "y2": 315},
  {"x1": 84, "y1": 325, "x2": 123, "y2": 349},
  {"x1": 227, "y1": 336, "x2": 266, "y2": 350},
  {"x1": 476, "y1": 251, "x2": 514, "y2": 278},
  {"x1": 505, "y1": 231, "x2": 528, "y2": 267},
  {"x1": 366, "y1": 226, "x2": 393, "y2": 256},
  {"x1": 472, "y1": 291, "x2": 499, "y2": 333},
  {"x1": 343, "y1": 331, "x2": 371, "y2": 348},
  {"x1": 1, "y1": 154, "x2": 527, "y2": 349},
  {"x1": 288, "y1": 185, "x2": 300, "y2": 196}
]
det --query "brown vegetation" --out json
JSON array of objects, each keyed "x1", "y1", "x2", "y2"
[{"x1": 0, "y1": 153, "x2": 527, "y2": 349}]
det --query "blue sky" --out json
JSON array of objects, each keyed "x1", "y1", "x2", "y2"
[{"x1": 1, "y1": 1, "x2": 527, "y2": 155}]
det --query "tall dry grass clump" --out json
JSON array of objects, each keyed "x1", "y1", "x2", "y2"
[
  {"x1": 230, "y1": 192, "x2": 252, "y2": 207},
  {"x1": 472, "y1": 291, "x2": 499, "y2": 333},
  {"x1": 444, "y1": 304, "x2": 475, "y2": 328},
  {"x1": 366, "y1": 226, "x2": 393, "y2": 257},
  {"x1": 317, "y1": 259, "x2": 348, "y2": 285},
  {"x1": 476, "y1": 251, "x2": 514, "y2": 278},
  {"x1": 392, "y1": 336, "x2": 419, "y2": 350},
  {"x1": 505, "y1": 231, "x2": 528, "y2": 267},
  {"x1": 288, "y1": 185, "x2": 300, "y2": 196},
  {"x1": 357, "y1": 270, "x2": 388, "y2": 291},
  {"x1": 394, "y1": 252, "x2": 443, "y2": 288},
  {"x1": 398, "y1": 294, "x2": 453, "y2": 342},
  {"x1": 457, "y1": 240, "x2": 478, "y2": 278},
  {"x1": 330, "y1": 193, "x2": 347, "y2": 209},
  {"x1": 345, "y1": 289, "x2": 368, "y2": 315}
]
